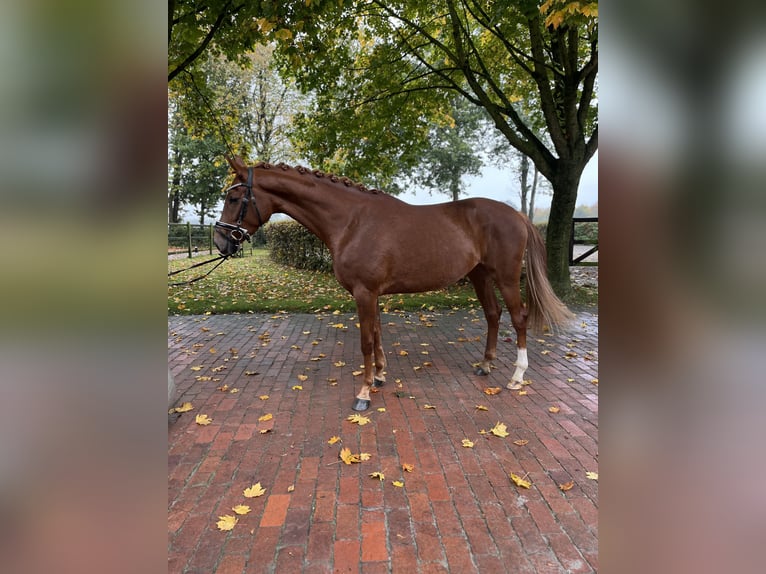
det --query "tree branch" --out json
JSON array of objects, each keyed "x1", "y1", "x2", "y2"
[{"x1": 168, "y1": 1, "x2": 236, "y2": 83}]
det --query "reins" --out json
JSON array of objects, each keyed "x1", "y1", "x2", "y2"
[{"x1": 168, "y1": 253, "x2": 231, "y2": 286}]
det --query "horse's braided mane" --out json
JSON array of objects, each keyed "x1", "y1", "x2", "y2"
[{"x1": 252, "y1": 160, "x2": 382, "y2": 195}]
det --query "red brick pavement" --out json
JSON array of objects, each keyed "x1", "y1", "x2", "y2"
[{"x1": 168, "y1": 307, "x2": 598, "y2": 573}]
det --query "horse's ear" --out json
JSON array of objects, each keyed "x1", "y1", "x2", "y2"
[{"x1": 225, "y1": 155, "x2": 247, "y2": 175}]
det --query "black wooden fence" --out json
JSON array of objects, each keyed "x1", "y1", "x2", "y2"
[{"x1": 569, "y1": 217, "x2": 598, "y2": 266}]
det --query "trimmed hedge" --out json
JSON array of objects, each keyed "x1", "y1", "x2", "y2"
[{"x1": 263, "y1": 220, "x2": 333, "y2": 272}]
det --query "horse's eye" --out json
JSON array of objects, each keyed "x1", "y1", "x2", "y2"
[{"x1": 228, "y1": 196, "x2": 239, "y2": 204}]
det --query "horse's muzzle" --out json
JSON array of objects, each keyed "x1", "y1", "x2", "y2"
[{"x1": 213, "y1": 221, "x2": 249, "y2": 256}]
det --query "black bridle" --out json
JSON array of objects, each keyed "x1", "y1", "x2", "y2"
[{"x1": 214, "y1": 167, "x2": 263, "y2": 248}]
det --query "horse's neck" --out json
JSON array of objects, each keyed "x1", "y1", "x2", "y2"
[{"x1": 260, "y1": 173, "x2": 361, "y2": 251}]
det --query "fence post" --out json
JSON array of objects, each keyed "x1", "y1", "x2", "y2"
[
  {"x1": 187, "y1": 222, "x2": 192, "y2": 258},
  {"x1": 209, "y1": 224, "x2": 214, "y2": 255}
]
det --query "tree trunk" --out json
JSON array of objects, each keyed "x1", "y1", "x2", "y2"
[
  {"x1": 529, "y1": 165, "x2": 539, "y2": 223},
  {"x1": 545, "y1": 168, "x2": 580, "y2": 297},
  {"x1": 450, "y1": 178, "x2": 460, "y2": 202},
  {"x1": 519, "y1": 155, "x2": 529, "y2": 215}
]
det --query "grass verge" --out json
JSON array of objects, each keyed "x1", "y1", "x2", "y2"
[{"x1": 168, "y1": 249, "x2": 597, "y2": 315}]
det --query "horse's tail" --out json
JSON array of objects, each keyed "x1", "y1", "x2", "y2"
[{"x1": 523, "y1": 216, "x2": 575, "y2": 333}]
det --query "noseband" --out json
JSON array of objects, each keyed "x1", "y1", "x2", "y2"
[{"x1": 214, "y1": 167, "x2": 264, "y2": 247}]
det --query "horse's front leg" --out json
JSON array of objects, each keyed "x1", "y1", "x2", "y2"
[{"x1": 352, "y1": 289, "x2": 378, "y2": 411}]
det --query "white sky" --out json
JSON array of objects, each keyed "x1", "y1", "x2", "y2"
[{"x1": 397, "y1": 150, "x2": 598, "y2": 210}]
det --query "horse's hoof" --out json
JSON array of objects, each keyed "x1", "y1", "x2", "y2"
[
  {"x1": 373, "y1": 377, "x2": 385, "y2": 388},
  {"x1": 474, "y1": 366, "x2": 490, "y2": 376},
  {"x1": 506, "y1": 382, "x2": 523, "y2": 390},
  {"x1": 352, "y1": 398, "x2": 371, "y2": 411}
]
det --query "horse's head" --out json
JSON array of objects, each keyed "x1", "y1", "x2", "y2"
[{"x1": 214, "y1": 155, "x2": 269, "y2": 256}]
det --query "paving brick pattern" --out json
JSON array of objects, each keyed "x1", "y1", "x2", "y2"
[{"x1": 169, "y1": 307, "x2": 598, "y2": 573}]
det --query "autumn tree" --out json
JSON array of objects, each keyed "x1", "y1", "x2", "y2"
[
  {"x1": 259, "y1": 0, "x2": 597, "y2": 295},
  {"x1": 169, "y1": 47, "x2": 307, "y2": 222},
  {"x1": 167, "y1": 0, "x2": 598, "y2": 294}
]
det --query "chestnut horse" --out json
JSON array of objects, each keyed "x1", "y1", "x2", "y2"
[{"x1": 214, "y1": 156, "x2": 573, "y2": 411}]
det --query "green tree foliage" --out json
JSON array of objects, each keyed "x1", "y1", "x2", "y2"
[
  {"x1": 412, "y1": 97, "x2": 487, "y2": 201},
  {"x1": 168, "y1": 93, "x2": 230, "y2": 224},
  {"x1": 169, "y1": 0, "x2": 265, "y2": 82}
]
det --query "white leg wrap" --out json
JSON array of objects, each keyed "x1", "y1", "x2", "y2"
[{"x1": 508, "y1": 348, "x2": 528, "y2": 390}]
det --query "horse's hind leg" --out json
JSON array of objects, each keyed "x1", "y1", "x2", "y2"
[
  {"x1": 468, "y1": 266, "x2": 502, "y2": 376},
  {"x1": 351, "y1": 288, "x2": 378, "y2": 411},
  {"x1": 498, "y1": 280, "x2": 529, "y2": 390}
]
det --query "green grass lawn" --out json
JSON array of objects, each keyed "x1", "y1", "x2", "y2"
[{"x1": 168, "y1": 248, "x2": 596, "y2": 315}]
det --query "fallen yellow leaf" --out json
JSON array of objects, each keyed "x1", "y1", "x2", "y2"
[
  {"x1": 392, "y1": 480, "x2": 404, "y2": 488},
  {"x1": 510, "y1": 473, "x2": 532, "y2": 489},
  {"x1": 259, "y1": 395, "x2": 269, "y2": 400},
  {"x1": 423, "y1": 404, "x2": 436, "y2": 409},
  {"x1": 513, "y1": 439, "x2": 529, "y2": 446},
  {"x1": 475, "y1": 405, "x2": 489, "y2": 411},
  {"x1": 243, "y1": 483, "x2": 266, "y2": 498},
  {"x1": 377, "y1": 407, "x2": 386, "y2": 412},
  {"x1": 334, "y1": 361, "x2": 346, "y2": 367},
  {"x1": 216, "y1": 515, "x2": 237, "y2": 531},
  {"x1": 586, "y1": 471, "x2": 598, "y2": 481},
  {"x1": 484, "y1": 387, "x2": 502, "y2": 395},
  {"x1": 190, "y1": 366, "x2": 203, "y2": 371},
  {"x1": 462, "y1": 439, "x2": 475, "y2": 448},
  {"x1": 287, "y1": 485, "x2": 295, "y2": 492},
  {"x1": 559, "y1": 481, "x2": 575, "y2": 492},
  {"x1": 171, "y1": 402, "x2": 194, "y2": 413},
  {"x1": 217, "y1": 384, "x2": 229, "y2": 392},
  {"x1": 549, "y1": 406, "x2": 561, "y2": 413},
  {"x1": 292, "y1": 385, "x2": 303, "y2": 390},
  {"x1": 258, "y1": 413, "x2": 273, "y2": 422},
  {"x1": 195, "y1": 414, "x2": 212, "y2": 425},
  {"x1": 490, "y1": 422, "x2": 510, "y2": 438},
  {"x1": 346, "y1": 413, "x2": 371, "y2": 425},
  {"x1": 518, "y1": 390, "x2": 528, "y2": 396},
  {"x1": 402, "y1": 463, "x2": 414, "y2": 472},
  {"x1": 297, "y1": 374, "x2": 308, "y2": 382},
  {"x1": 351, "y1": 370, "x2": 363, "y2": 376},
  {"x1": 229, "y1": 388, "x2": 239, "y2": 393},
  {"x1": 232, "y1": 505, "x2": 251, "y2": 515},
  {"x1": 369, "y1": 471, "x2": 385, "y2": 481},
  {"x1": 244, "y1": 370, "x2": 258, "y2": 376},
  {"x1": 398, "y1": 350, "x2": 409, "y2": 356},
  {"x1": 359, "y1": 453, "x2": 371, "y2": 461},
  {"x1": 259, "y1": 429, "x2": 271, "y2": 434},
  {"x1": 591, "y1": 379, "x2": 599, "y2": 385},
  {"x1": 327, "y1": 436, "x2": 341, "y2": 445}
]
